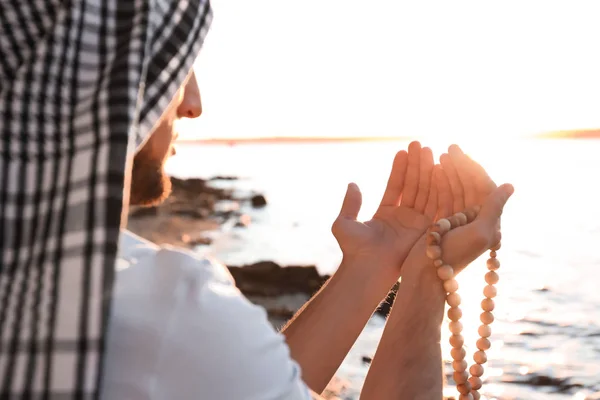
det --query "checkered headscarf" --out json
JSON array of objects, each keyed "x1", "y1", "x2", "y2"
[{"x1": 0, "y1": 1, "x2": 211, "y2": 397}]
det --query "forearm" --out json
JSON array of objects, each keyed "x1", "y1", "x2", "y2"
[
  {"x1": 281, "y1": 257, "x2": 398, "y2": 394},
  {"x1": 361, "y1": 241, "x2": 446, "y2": 400}
]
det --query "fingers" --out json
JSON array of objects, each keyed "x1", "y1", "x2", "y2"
[
  {"x1": 435, "y1": 165, "x2": 453, "y2": 218},
  {"x1": 400, "y1": 141, "x2": 421, "y2": 208},
  {"x1": 439, "y1": 221, "x2": 491, "y2": 272},
  {"x1": 448, "y1": 145, "x2": 477, "y2": 208},
  {"x1": 379, "y1": 150, "x2": 408, "y2": 207},
  {"x1": 440, "y1": 153, "x2": 465, "y2": 213},
  {"x1": 439, "y1": 184, "x2": 513, "y2": 273},
  {"x1": 465, "y1": 154, "x2": 496, "y2": 194},
  {"x1": 477, "y1": 183, "x2": 514, "y2": 224},
  {"x1": 338, "y1": 182, "x2": 363, "y2": 220},
  {"x1": 424, "y1": 165, "x2": 439, "y2": 219},
  {"x1": 454, "y1": 145, "x2": 497, "y2": 198},
  {"x1": 414, "y1": 147, "x2": 434, "y2": 212}
]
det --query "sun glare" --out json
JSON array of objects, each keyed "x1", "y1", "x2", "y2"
[{"x1": 186, "y1": 1, "x2": 600, "y2": 141}]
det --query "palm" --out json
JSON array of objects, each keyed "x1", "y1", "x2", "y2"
[{"x1": 332, "y1": 142, "x2": 441, "y2": 273}]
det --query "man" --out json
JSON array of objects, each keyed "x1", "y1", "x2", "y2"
[
  {"x1": 105, "y1": 69, "x2": 513, "y2": 399},
  {"x1": 0, "y1": 1, "x2": 512, "y2": 398}
]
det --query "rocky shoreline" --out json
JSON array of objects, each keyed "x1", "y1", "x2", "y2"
[{"x1": 128, "y1": 176, "x2": 397, "y2": 325}]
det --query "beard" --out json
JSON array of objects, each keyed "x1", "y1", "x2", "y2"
[{"x1": 129, "y1": 151, "x2": 172, "y2": 207}]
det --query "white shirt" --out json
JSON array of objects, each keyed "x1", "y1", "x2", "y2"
[{"x1": 101, "y1": 230, "x2": 312, "y2": 400}]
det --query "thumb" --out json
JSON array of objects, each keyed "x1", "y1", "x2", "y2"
[
  {"x1": 338, "y1": 183, "x2": 362, "y2": 220},
  {"x1": 478, "y1": 183, "x2": 514, "y2": 223}
]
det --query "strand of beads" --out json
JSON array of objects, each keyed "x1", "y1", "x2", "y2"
[{"x1": 426, "y1": 208, "x2": 500, "y2": 400}]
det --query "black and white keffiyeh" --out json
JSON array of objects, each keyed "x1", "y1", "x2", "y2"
[{"x1": 0, "y1": 0, "x2": 211, "y2": 397}]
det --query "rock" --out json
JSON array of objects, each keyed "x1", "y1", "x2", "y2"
[
  {"x1": 129, "y1": 206, "x2": 158, "y2": 219},
  {"x1": 251, "y1": 194, "x2": 267, "y2": 207},
  {"x1": 227, "y1": 261, "x2": 329, "y2": 297},
  {"x1": 519, "y1": 331, "x2": 540, "y2": 337},
  {"x1": 170, "y1": 176, "x2": 234, "y2": 201},
  {"x1": 209, "y1": 175, "x2": 239, "y2": 181},
  {"x1": 504, "y1": 374, "x2": 584, "y2": 393},
  {"x1": 376, "y1": 282, "x2": 399, "y2": 317},
  {"x1": 170, "y1": 176, "x2": 208, "y2": 194}
]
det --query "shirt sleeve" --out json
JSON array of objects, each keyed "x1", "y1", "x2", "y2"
[{"x1": 151, "y1": 249, "x2": 313, "y2": 400}]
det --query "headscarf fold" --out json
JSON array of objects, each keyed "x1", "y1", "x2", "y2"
[{"x1": 0, "y1": 0, "x2": 212, "y2": 397}]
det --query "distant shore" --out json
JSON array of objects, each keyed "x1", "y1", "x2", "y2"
[
  {"x1": 176, "y1": 128, "x2": 600, "y2": 145},
  {"x1": 177, "y1": 136, "x2": 415, "y2": 145}
]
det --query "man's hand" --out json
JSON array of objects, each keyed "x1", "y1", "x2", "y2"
[
  {"x1": 282, "y1": 141, "x2": 442, "y2": 393},
  {"x1": 331, "y1": 141, "x2": 439, "y2": 279},
  {"x1": 433, "y1": 145, "x2": 512, "y2": 271},
  {"x1": 361, "y1": 146, "x2": 514, "y2": 400}
]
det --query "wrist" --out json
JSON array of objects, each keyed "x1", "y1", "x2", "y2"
[
  {"x1": 336, "y1": 256, "x2": 400, "y2": 303},
  {"x1": 399, "y1": 237, "x2": 446, "y2": 319}
]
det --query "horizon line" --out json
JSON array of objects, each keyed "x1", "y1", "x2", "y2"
[{"x1": 177, "y1": 128, "x2": 600, "y2": 144}]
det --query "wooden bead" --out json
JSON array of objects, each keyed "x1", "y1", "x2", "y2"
[
  {"x1": 448, "y1": 307, "x2": 462, "y2": 321},
  {"x1": 447, "y1": 293, "x2": 461, "y2": 307},
  {"x1": 458, "y1": 392, "x2": 474, "y2": 400},
  {"x1": 448, "y1": 215, "x2": 461, "y2": 228},
  {"x1": 485, "y1": 271, "x2": 499, "y2": 285},
  {"x1": 491, "y1": 242, "x2": 501, "y2": 251},
  {"x1": 476, "y1": 337, "x2": 491, "y2": 351},
  {"x1": 427, "y1": 231, "x2": 441, "y2": 245},
  {"x1": 449, "y1": 334, "x2": 464, "y2": 348},
  {"x1": 453, "y1": 370, "x2": 468, "y2": 384},
  {"x1": 436, "y1": 218, "x2": 451, "y2": 233},
  {"x1": 489, "y1": 250, "x2": 497, "y2": 258},
  {"x1": 483, "y1": 285, "x2": 497, "y2": 298},
  {"x1": 453, "y1": 359, "x2": 468, "y2": 372},
  {"x1": 426, "y1": 245, "x2": 442, "y2": 260},
  {"x1": 455, "y1": 212, "x2": 467, "y2": 226},
  {"x1": 451, "y1": 346, "x2": 466, "y2": 360},
  {"x1": 464, "y1": 209, "x2": 478, "y2": 222},
  {"x1": 472, "y1": 391, "x2": 481, "y2": 400},
  {"x1": 437, "y1": 264, "x2": 455, "y2": 280},
  {"x1": 449, "y1": 321, "x2": 463, "y2": 335},
  {"x1": 478, "y1": 325, "x2": 492, "y2": 338},
  {"x1": 443, "y1": 279, "x2": 459, "y2": 293},
  {"x1": 480, "y1": 312, "x2": 494, "y2": 325},
  {"x1": 486, "y1": 258, "x2": 500, "y2": 270},
  {"x1": 457, "y1": 382, "x2": 472, "y2": 394},
  {"x1": 433, "y1": 259, "x2": 444, "y2": 267},
  {"x1": 469, "y1": 376, "x2": 483, "y2": 390},
  {"x1": 470, "y1": 364, "x2": 484, "y2": 377},
  {"x1": 481, "y1": 298, "x2": 495, "y2": 312},
  {"x1": 473, "y1": 351, "x2": 488, "y2": 364}
]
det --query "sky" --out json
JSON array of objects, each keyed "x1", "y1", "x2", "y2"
[{"x1": 180, "y1": 0, "x2": 600, "y2": 141}]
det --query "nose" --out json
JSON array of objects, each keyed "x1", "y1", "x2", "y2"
[{"x1": 177, "y1": 71, "x2": 202, "y2": 119}]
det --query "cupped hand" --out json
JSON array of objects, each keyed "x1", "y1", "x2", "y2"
[
  {"x1": 438, "y1": 144, "x2": 497, "y2": 216},
  {"x1": 331, "y1": 141, "x2": 440, "y2": 276},
  {"x1": 433, "y1": 146, "x2": 513, "y2": 272}
]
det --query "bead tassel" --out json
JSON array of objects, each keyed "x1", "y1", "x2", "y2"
[{"x1": 426, "y1": 209, "x2": 500, "y2": 399}]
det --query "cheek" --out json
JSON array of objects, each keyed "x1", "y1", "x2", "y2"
[{"x1": 150, "y1": 119, "x2": 175, "y2": 156}]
